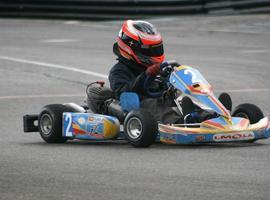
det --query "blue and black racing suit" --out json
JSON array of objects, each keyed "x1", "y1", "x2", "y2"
[{"x1": 109, "y1": 56, "x2": 149, "y2": 98}]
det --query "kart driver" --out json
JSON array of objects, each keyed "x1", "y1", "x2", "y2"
[
  {"x1": 107, "y1": 19, "x2": 232, "y2": 124},
  {"x1": 108, "y1": 20, "x2": 183, "y2": 124}
]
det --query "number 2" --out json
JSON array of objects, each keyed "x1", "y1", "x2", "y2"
[
  {"x1": 184, "y1": 69, "x2": 200, "y2": 83},
  {"x1": 64, "y1": 113, "x2": 72, "y2": 137}
]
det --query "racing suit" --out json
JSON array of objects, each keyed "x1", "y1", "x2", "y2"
[{"x1": 109, "y1": 56, "x2": 182, "y2": 124}]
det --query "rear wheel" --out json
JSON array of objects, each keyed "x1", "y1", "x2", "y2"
[
  {"x1": 39, "y1": 104, "x2": 73, "y2": 143},
  {"x1": 232, "y1": 103, "x2": 264, "y2": 124},
  {"x1": 124, "y1": 110, "x2": 158, "y2": 147}
]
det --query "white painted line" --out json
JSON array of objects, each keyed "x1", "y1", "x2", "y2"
[
  {"x1": 238, "y1": 49, "x2": 270, "y2": 54},
  {"x1": 0, "y1": 94, "x2": 84, "y2": 100},
  {"x1": 0, "y1": 56, "x2": 108, "y2": 79},
  {"x1": 42, "y1": 39, "x2": 78, "y2": 43},
  {"x1": 0, "y1": 88, "x2": 268, "y2": 101},
  {"x1": 0, "y1": 88, "x2": 268, "y2": 100},
  {"x1": 64, "y1": 21, "x2": 80, "y2": 25},
  {"x1": 199, "y1": 29, "x2": 270, "y2": 35},
  {"x1": 0, "y1": 56, "x2": 269, "y2": 95}
]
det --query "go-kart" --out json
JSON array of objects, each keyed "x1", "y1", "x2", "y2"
[{"x1": 23, "y1": 62, "x2": 270, "y2": 147}]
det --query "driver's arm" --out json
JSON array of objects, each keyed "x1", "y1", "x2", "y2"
[
  {"x1": 132, "y1": 63, "x2": 161, "y2": 91},
  {"x1": 130, "y1": 72, "x2": 147, "y2": 93},
  {"x1": 109, "y1": 68, "x2": 147, "y2": 98},
  {"x1": 109, "y1": 63, "x2": 160, "y2": 98}
]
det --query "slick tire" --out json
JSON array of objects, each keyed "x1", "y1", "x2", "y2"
[
  {"x1": 38, "y1": 104, "x2": 73, "y2": 143},
  {"x1": 124, "y1": 110, "x2": 158, "y2": 147},
  {"x1": 232, "y1": 103, "x2": 264, "y2": 124}
]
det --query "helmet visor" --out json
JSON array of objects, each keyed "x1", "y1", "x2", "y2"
[{"x1": 141, "y1": 43, "x2": 164, "y2": 57}]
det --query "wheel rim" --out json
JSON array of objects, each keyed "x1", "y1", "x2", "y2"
[
  {"x1": 234, "y1": 112, "x2": 249, "y2": 120},
  {"x1": 127, "y1": 117, "x2": 143, "y2": 140},
  {"x1": 40, "y1": 114, "x2": 53, "y2": 135}
]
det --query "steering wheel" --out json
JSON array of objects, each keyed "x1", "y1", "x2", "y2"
[{"x1": 144, "y1": 61, "x2": 180, "y2": 98}]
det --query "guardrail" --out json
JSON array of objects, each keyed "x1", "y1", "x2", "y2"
[
  {"x1": 0, "y1": 0, "x2": 269, "y2": 20},
  {"x1": 205, "y1": 0, "x2": 270, "y2": 14}
]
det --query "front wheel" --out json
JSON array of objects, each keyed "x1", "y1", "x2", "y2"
[
  {"x1": 124, "y1": 110, "x2": 158, "y2": 147},
  {"x1": 232, "y1": 103, "x2": 264, "y2": 124},
  {"x1": 38, "y1": 104, "x2": 72, "y2": 143}
]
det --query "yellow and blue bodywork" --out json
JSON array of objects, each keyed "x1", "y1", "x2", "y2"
[
  {"x1": 62, "y1": 112, "x2": 270, "y2": 143},
  {"x1": 159, "y1": 117, "x2": 270, "y2": 144},
  {"x1": 63, "y1": 113, "x2": 120, "y2": 140},
  {"x1": 159, "y1": 65, "x2": 270, "y2": 144}
]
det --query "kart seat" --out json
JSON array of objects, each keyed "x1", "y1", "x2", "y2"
[{"x1": 86, "y1": 82, "x2": 113, "y2": 113}]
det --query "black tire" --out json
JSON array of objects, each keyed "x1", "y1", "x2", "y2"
[
  {"x1": 38, "y1": 104, "x2": 72, "y2": 143},
  {"x1": 218, "y1": 92, "x2": 232, "y2": 112},
  {"x1": 124, "y1": 110, "x2": 158, "y2": 147},
  {"x1": 232, "y1": 103, "x2": 264, "y2": 124}
]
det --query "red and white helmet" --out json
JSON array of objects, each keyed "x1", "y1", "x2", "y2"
[{"x1": 116, "y1": 20, "x2": 165, "y2": 67}]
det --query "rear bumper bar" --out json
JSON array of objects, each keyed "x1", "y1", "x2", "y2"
[{"x1": 23, "y1": 114, "x2": 38, "y2": 132}]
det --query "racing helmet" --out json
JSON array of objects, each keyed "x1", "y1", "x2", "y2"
[{"x1": 116, "y1": 20, "x2": 165, "y2": 67}]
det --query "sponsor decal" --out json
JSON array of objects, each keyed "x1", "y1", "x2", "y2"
[
  {"x1": 95, "y1": 117, "x2": 103, "y2": 123},
  {"x1": 160, "y1": 134, "x2": 177, "y2": 144},
  {"x1": 88, "y1": 116, "x2": 103, "y2": 123},
  {"x1": 78, "y1": 117, "x2": 86, "y2": 125},
  {"x1": 195, "y1": 135, "x2": 205, "y2": 142},
  {"x1": 161, "y1": 137, "x2": 176, "y2": 144},
  {"x1": 213, "y1": 132, "x2": 255, "y2": 142},
  {"x1": 88, "y1": 117, "x2": 95, "y2": 122}
]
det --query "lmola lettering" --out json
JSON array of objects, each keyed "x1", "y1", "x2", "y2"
[{"x1": 213, "y1": 132, "x2": 255, "y2": 142}]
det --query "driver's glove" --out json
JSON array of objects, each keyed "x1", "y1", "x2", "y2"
[{"x1": 145, "y1": 63, "x2": 161, "y2": 77}]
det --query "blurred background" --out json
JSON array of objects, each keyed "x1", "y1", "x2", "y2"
[{"x1": 0, "y1": 0, "x2": 270, "y2": 20}]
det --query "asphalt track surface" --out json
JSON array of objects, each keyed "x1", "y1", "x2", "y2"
[{"x1": 0, "y1": 15, "x2": 270, "y2": 200}]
